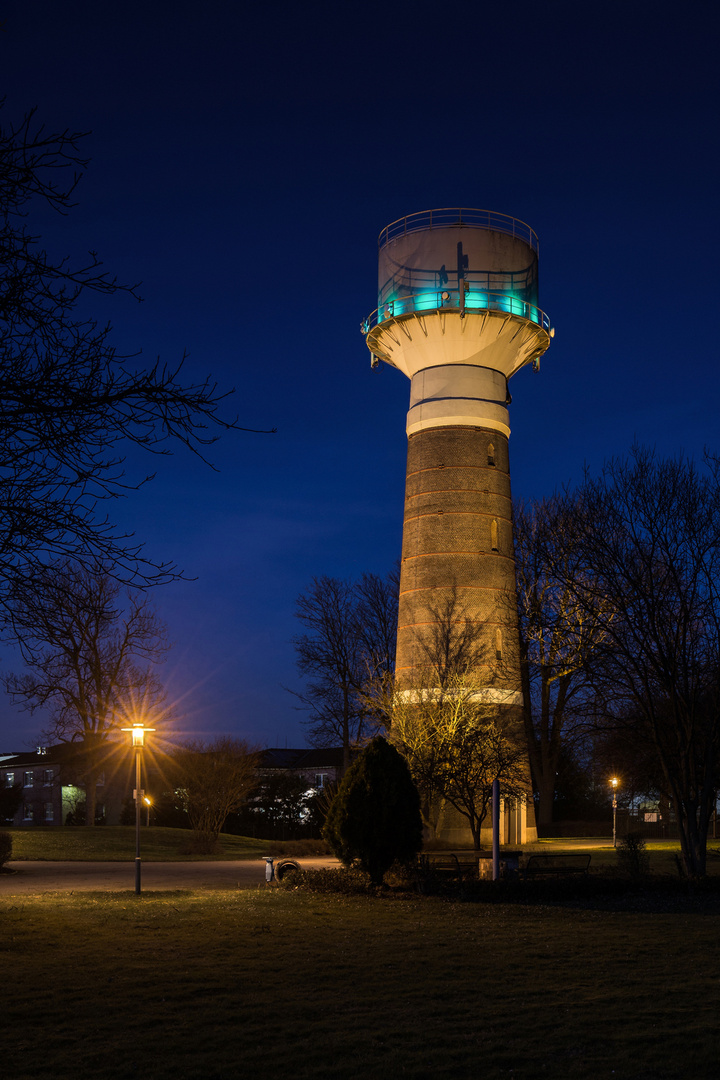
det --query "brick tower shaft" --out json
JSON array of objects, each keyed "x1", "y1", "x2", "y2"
[{"x1": 397, "y1": 424, "x2": 519, "y2": 699}]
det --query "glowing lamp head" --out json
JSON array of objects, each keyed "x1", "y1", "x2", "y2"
[
  {"x1": 611, "y1": 776, "x2": 619, "y2": 789},
  {"x1": 122, "y1": 724, "x2": 155, "y2": 748}
]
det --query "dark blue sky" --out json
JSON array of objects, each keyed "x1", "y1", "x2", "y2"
[{"x1": 2, "y1": 0, "x2": 718, "y2": 751}]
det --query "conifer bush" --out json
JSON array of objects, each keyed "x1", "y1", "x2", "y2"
[
  {"x1": 0, "y1": 831, "x2": 12, "y2": 870},
  {"x1": 323, "y1": 736, "x2": 423, "y2": 885}
]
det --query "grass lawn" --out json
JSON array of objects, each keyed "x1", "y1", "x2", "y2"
[
  {"x1": 7, "y1": 826, "x2": 720, "y2": 892},
  {"x1": 2, "y1": 826, "x2": 306, "y2": 861},
  {"x1": 1, "y1": 884, "x2": 719, "y2": 1080},
  {"x1": 8, "y1": 825, "x2": 720, "y2": 870},
  {"x1": 535, "y1": 839, "x2": 720, "y2": 877}
]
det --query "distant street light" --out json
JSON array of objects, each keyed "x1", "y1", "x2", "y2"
[
  {"x1": 143, "y1": 795, "x2": 152, "y2": 828},
  {"x1": 611, "y1": 777, "x2": 619, "y2": 848},
  {"x1": 122, "y1": 724, "x2": 155, "y2": 894}
]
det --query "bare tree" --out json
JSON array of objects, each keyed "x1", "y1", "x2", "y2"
[
  {"x1": 292, "y1": 569, "x2": 399, "y2": 771},
  {"x1": 355, "y1": 565, "x2": 400, "y2": 686},
  {"x1": 351, "y1": 566, "x2": 400, "y2": 735},
  {"x1": 292, "y1": 576, "x2": 363, "y2": 772},
  {"x1": 554, "y1": 448, "x2": 720, "y2": 878},
  {"x1": 385, "y1": 588, "x2": 530, "y2": 847},
  {"x1": 4, "y1": 561, "x2": 170, "y2": 825},
  {"x1": 0, "y1": 106, "x2": 272, "y2": 627},
  {"x1": 171, "y1": 737, "x2": 259, "y2": 852},
  {"x1": 513, "y1": 497, "x2": 606, "y2": 828},
  {"x1": 390, "y1": 679, "x2": 528, "y2": 849}
]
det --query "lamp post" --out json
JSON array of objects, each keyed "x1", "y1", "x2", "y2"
[
  {"x1": 492, "y1": 778, "x2": 500, "y2": 881},
  {"x1": 611, "y1": 776, "x2": 619, "y2": 848},
  {"x1": 122, "y1": 724, "x2": 154, "y2": 894},
  {"x1": 143, "y1": 796, "x2": 152, "y2": 828}
]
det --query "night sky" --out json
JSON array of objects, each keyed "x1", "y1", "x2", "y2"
[{"x1": 1, "y1": 1, "x2": 718, "y2": 752}]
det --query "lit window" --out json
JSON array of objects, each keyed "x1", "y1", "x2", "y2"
[
  {"x1": 23, "y1": 771, "x2": 34, "y2": 787},
  {"x1": 315, "y1": 774, "x2": 328, "y2": 790},
  {"x1": 4, "y1": 772, "x2": 14, "y2": 788}
]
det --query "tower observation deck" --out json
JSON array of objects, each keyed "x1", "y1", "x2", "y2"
[{"x1": 362, "y1": 208, "x2": 554, "y2": 845}]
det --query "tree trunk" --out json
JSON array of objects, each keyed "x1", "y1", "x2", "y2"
[
  {"x1": 342, "y1": 689, "x2": 351, "y2": 774},
  {"x1": 677, "y1": 797, "x2": 710, "y2": 878},
  {"x1": 84, "y1": 770, "x2": 97, "y2": 827},
  {"x1": 535, "y1": 771, "x2": 556, "y2": 829},
  {"x1": 81, "y1": 733, "x2": 103, "y2": 827}
]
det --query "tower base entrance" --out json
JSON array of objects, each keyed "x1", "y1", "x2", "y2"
[{"x1": 428, "y1": 796, "x2": 538, "y2": 847}]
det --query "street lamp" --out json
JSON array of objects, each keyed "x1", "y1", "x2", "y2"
[
  {"x1": 122, "y1": 724, "x2": 155, "y2": 894},
  {"x1": 143, "y1": 795, "x2": 152, "y2": 828},
  {"x1": 611, "y1": 776, "x2": 619, "y2": 848}
]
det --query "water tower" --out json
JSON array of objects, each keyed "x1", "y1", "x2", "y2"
[{"x1": 362, "y1": 208, "x2": 553, "y2": 844}]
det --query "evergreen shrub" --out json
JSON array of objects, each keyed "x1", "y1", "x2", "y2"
[
  {"x1": 0, "y1": 831, "x2": 12, "y2": 869},
  {"x1": 323, "y1": 736, "x2": 423, "y2": 885}
]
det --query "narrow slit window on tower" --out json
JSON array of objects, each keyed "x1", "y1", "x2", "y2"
[
  {"x1": 491, "y1": 519, "x2": 499, "y2": 552},
  {"x1": 496, "y1": 629, "x2": 503, "y2": 661},
  {"x1": 487, "y1": 442, "x2": 495, "y2": 467}
]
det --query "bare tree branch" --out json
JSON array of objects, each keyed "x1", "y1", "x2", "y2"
[
  {"x1": 291, "y1": 569, "x2": 398, "y2": 770},
  {"x1": 0, "y1": 104, "x2": 274, "y2": 624},
  {"x1": 171, "y1": 737, "x2": 259, "y2": 851},
  {"x1": 513, "y1": 496, "x2": 607, "y2": 827},
  {"x1": 551, "y1": 447, "x2": 720, "y2": 877}
]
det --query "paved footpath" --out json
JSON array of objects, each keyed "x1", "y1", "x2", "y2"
[
  {"x1": 0, "y1": 857, "x2": 339, "y2": 895},
  {"x1": 0, "y1": 841, "x2": 621, "y2": 896}
]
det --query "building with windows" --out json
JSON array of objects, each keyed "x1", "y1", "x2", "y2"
[
  {"x1": 1, "y1": 742, "x2": 346, "y2": 829},
  {"x1": 256, "y1": 747, "x2": 346, "y2": 791},
  {"x1": 1, "y1": 749, "x2": 63, "y2": 826},
  {"x1": 1, "y1": 744, "x2": 131, "y2": 826}
]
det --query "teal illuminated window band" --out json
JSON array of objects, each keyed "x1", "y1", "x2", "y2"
[{"x1": 361, "y1": 292, "x2": 549, "y2": 333}]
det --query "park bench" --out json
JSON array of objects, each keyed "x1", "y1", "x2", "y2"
[
  {"x1": 419, "y1": 853, "x2": 524, "y2": 883},
  {"x1": 522, "y1": 853, "x2": 591, "y2": 880},
  {"x1": 417, "y1": 852, "x2": 478, "y2": 883}
]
